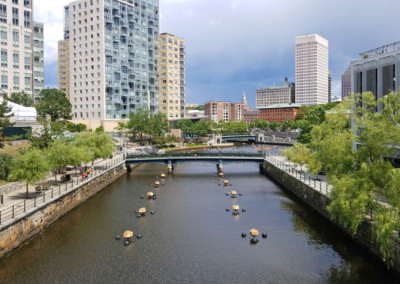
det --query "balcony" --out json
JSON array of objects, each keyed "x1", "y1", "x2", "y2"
[
  {"x1": 112, "y1": 35, "x2": 119, "y2": 42},
  {"x1": 127, "y1": 8, "x2": 134, "y2": 15},
  {"x1": 105, "y1": 15, "x2": 113, "y2": 23},
  {"x1": 106, "y1": 81, "x2": 114, "y2": 87},
  {"x1": 121, "y1": 60, "x2": 128, "y2": 66}
]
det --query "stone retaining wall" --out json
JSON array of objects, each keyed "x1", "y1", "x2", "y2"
[
  {"x1": 260, "y1": 161, "x2": 400, "y2": 274},
  {"x1": 0, "y1": 163, "x2": 130, "y2": 259}
]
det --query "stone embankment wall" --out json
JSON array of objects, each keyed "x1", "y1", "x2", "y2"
[
  {"x1": 260, "y1": 161, "x2": 400, "y2": 274},
  {"x1": 0, "y1": 164, "x2": 130, "y2": 259}
]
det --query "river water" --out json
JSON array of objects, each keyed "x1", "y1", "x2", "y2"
[{"x1": 0, "y1": 143, "x2": 397, "y2": 283}]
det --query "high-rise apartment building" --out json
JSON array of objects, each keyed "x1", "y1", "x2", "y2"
[
  {"x1": 33, "y1": 22, "x2": 44, "y2": 100},
  {"x1": 256, "y1": 78, "x2": 295, "y2": 108},
  {"x1": 61, "y1": 0, "x2": 160, "y2": 131},
  {"x1": 0, "y1": 0, "x2": 43, "y2": 100},
  {"x1": 158, "y1": 33, "x2": 185, "y2": 119},
  {"x1": 58, "y1": 39, "x2": 70, "y2": 97},
  {"x1": 295, "y1": 34, "x2": 329, "y2": 105}
]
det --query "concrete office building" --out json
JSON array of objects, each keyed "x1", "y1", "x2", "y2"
[
  {"x1": 328, "y1": 70, "x2": 331, "y2": 102},
  {"x1": 295, "y1": 34, "x2": 329, "y2": 105},
  {"x1": 351, "y1": 41, "x2": 400, "y2": 113},
  {"x1": 0, "y1": 0, "x2": 43, "y2": 100},
  {"x1": 158, "y1": 33, "x2": 185, "y2": 119},
  {"x1": 60, "y1": 0, "x2": 160, "y2": 131},
  {"x1": 256, "y1": 78, "x2": 295, "y2": 108},
  {"x1": 33, "y1": 21, "x2": 44, "y2": 100}
]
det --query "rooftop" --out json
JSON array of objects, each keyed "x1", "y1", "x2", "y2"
[
  {"x1": 359, "y1": 40, "x2": 400, "y2": 60},
  {"x1": 259, "y1": 103, "x2": 302, "y2": 109}
]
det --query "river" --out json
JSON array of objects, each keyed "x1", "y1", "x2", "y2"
[{"x1": 0, "y1": 143, "x2": 397, "y2": 283}]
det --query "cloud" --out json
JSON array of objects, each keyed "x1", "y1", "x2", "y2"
[
  {"x1": 34, "y1": 0, "x2": 400, "y2": 107},
  {"x1": 231, "y1": 1, "x2": 238, "y2": 10}
]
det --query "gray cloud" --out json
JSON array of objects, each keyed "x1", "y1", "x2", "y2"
[{"x1": 37, "y1": 0, "x2": 400, "y2": 107}]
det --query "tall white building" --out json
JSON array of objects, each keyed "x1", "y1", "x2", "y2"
[
  {"x1": 61, "y1": 0, "x2": 159, "y2": 131},
  {"x1": 295, "y1": 34, "x2": 328, "y2": 105},
  {"x1": 0, "y1": 0, "x2": 43, "y2": 99}
]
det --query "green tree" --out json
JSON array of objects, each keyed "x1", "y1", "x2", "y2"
[
  {"x1": 302, "y1": 92, "x2": 400, "y2": 263},
  {"x1": 187, "y1": 105, "x2": 204, "y2": 111},
  {"x1": 282, "y1": 119, "x2": 295, "y2": 130},
  {"x1": 76, "y1": 132, "x2": 115, "y2": 165},
  {"x1": 114, "y1": 121, "x2": 126, "y2": 133},
  {"x1": 0, "y1": 100, "x2": 14, "y2": 148},
  {"x1": 9, "y1": 148, "x2": 50, "y2": 198},
  {"x1": 27, "y1": 117, "x2": 64, "y2": 149},
  {"x1": 269, "y1": 121, "x2": 281, "y2": 131},
  {"x1": 177, "y1": 119, "x2": 193, "y2": 134},
  {"x1": 47, "y1": 140, "x2": 77, "y2": 184},
  {"x1": 0, "y1": 153, "x2": 12, "y2": 181},
  {"x1": 36, "y1": 89, "x2": 72, "y2": 121},
  {"x1": 95, "y1": 125, "x2": 104, "y2": 133},
  {"x1": 193, "y1": 120, "x2": 211, "y2": 136},
  {"x1": 149, "y1": 111, "x2": 170, "y2": 137},
  {"x1": 255, "y1": 120, "x2": 268, "y2": 130},
  {"x1": 5, "y1": 91, "x2": 33, "y2": 107},
  {"x1": 126, "y1": 107, "x2": 151, "y2": 141}
]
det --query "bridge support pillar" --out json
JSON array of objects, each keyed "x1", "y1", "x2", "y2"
[
  {"x1": 272, "y1": 135, "x2": 276, "y2": 142},
  {"x1": 218, "y1": 163, "x2": 223, "y2": 174},
  {"x1": 168, "y1": 160, "x2": 173, "y2": 173}
]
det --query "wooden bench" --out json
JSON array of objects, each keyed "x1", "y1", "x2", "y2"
[
  {"x1": 42, "y1": 183, "x2": 50, "y2": 190},
  {"x1": 35, "y1": 186, "x2": 43, "y2": 194}
]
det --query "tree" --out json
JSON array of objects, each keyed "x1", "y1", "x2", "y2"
[
  {"x1": 256, "y1": 120, "x2": 268, "y2": 130},
  {"x1": 114, "y1": 121, "x2": 126, "y2": 133},
  {"x1": 177, "y1": 119, "x2": 193, "y2": 135},
  {"x1": 27, "y1": 117, "x2": 64, "y2": 149},
  {"x1": 282, "y1": 119, "x2": 295, "y2": 130},
  {"x1": 9, "y1": 148, "x2": 50, "y2": 198},
  {"x1": 192, "y1": 120, "x2": 212, "y2": 137},
  {"x1": 126, "y1": 107, "x2": 151, "y2": 141},
  {"x1": 5, "y1": 91, "x2": 33, "y2": 107},
  {"x1": 95, "y1": 125, "x2": 104, "y2": 133},
  {"x1": 36, "y1": 89, "x2": 72, "y2": 121},
  {"x1": 269, "y1": 121, "x2": 281, "y2": 131},
  {"x1": 0, "y1": 153, "x2": 12, "y2": 181},
  {"x1": 0, "y1": 100, "x2": 14, "y2": 148},
  {"x1": 301, "y1": 92, "x2": 400, "y2": 263},
  {"x1": 149, "y1": 111, "x2": 170, "y2": 137},
  {"x1": 76, "y1": 132, "x2": 115, "y2": 165},
  {"x1": 66, "y1": 122, "x2": 87, "y2": 133},
  {"x1": 187, "y1": 105, "x2": 204, "y2": 111}
]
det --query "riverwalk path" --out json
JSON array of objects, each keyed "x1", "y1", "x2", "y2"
[{"x1": 0, "y1": 153, "x2": 124, "y2": 213}]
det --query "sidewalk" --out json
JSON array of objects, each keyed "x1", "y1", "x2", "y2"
[{"x1": 0, "y1": 153, "x2": 124, "y2": 209}]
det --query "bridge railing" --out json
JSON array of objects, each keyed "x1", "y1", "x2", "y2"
[{"x1": 126, "y1": 152, "x2": 264, "y2": 159}]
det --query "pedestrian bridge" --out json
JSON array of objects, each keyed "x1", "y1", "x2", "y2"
[
  {"x1": 125, "y1": 152, "x2": 264, "y2": 172},
  {"x1": 221, "y1": 135, "x2": 257, "y2": 142}
]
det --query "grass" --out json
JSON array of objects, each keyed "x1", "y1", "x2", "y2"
[
  {"x1": 0, "y1": 143, "x2": 30, "y2": 156},
  {"x1": 186, "y1": 144, "x2": 207, "y2": 147}
]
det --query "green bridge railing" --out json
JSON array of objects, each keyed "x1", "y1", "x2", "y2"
[{"x1": 126, "y1": 152, "x2": 264, "y2": 160}]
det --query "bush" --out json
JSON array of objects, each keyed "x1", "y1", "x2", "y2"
[
  {"x1": 0, "y1": 153, "x2": 13, "y2": 181},
  {"x1": 95, "y1": 125, "x2": 104, "y2": 133}
]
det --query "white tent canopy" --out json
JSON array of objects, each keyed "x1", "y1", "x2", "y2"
[{"x1": 0, "y1": 99, "x2": 37, "y2": 120}]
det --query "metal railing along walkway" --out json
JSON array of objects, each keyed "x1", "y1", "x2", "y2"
[
  {"x1": 0, "y1": 157, "x2": 124, "y2": 227},
  {"x1": 265, "y1": 156, "x2": 332, "y2": 196}
]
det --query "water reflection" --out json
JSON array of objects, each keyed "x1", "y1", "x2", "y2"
[{"x1": 0, "y1": 143, "x2": 397, "y2": 283}]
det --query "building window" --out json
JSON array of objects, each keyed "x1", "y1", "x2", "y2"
[
  {"x1": 13, "y1": 72, "x2": 19, "y2": 90},
  {"x1": 0, "y1": 4, "x2": 6, "y2": 24},
  {"x1": 24, "y1": 52, "x2": 30, "y2": 70},
  {"x1": 24, "y1": 11, "x2": 30, "y2": 28},
  {"x1": 1, "y1": 49, "x2": 7, "y2": 67},
  {"x1": 1, "y1": 71, "x2": 7, "y2": 89},
  {"x1": 13, "y1": 30, "x2": 19, "y2": 47},
  {"x1": 12, "y1": 7, "x2": 18, "y2": 26},
  {"x1": 25, "y1": 73, "x2": 31, "y2": 90},
  {"x1": 13, "y1": 52, "x2": 19, "y2": 69},
  {"x1": 24, "y1": 32, "x2": 31, "y2": 49}
]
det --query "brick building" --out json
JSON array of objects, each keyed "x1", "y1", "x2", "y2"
[
  {"x1": 204, "y1": 101, "x2": 244, "y2": 123},
  {"x1": 244, "y1": 109, "x2": 259, "y2": 124},
  {"x1": 259, "y1": 103, "x2": 301, "y2": 124}
]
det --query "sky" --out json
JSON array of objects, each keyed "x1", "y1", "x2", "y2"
[{"x1": 34, "y1": 0, "x2": 400, "y2": 109}]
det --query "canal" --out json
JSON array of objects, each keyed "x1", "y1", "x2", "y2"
[{"x1": 0, "y1": 143, "x2": 397, "y2": 283}]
